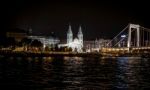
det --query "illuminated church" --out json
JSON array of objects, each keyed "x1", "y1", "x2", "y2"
[
  {"x1": 59, "y1": 25, "x2": 83, "y2": 52},
  {"x1": 67, "y1": 25, "x2": 83, "y2": 52}
]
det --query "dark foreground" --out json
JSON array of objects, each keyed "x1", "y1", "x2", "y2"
[{"x1": 0, "y1": 56, "x2": 150, "y2": 90}]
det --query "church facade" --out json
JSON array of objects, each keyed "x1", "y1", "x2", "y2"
[
  {"x1": 58, "y1": 25, "x2": 83, "y2": 52},
  {"x1": 67, "y1": 25, "x2": 83, "y2": 52}
]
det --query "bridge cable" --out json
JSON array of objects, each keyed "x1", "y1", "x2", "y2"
[
  {"x1": 113, "y1": 29, "x2": 136, "y2": 47},
  {"x1": 106, "y1": 24, "x2": 129, "y2": 47}
]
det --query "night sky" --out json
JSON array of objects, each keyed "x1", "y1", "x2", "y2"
[{"x1": 2, "y1": 0, "x2": 150, "y2": 40}]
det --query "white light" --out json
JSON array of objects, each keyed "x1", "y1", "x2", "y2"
[
  {"x1": 121, "y1": 35, "x2": 126, "y2": 38},
  {"x1": 68, "y1": 38, "x2": 83, "y2": 53}
]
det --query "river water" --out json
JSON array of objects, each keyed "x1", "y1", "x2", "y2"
[{"x1": 0, "y1": 56, "x2": 150, "y2": 90}]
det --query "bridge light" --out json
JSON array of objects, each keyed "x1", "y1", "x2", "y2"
[{"x1": 121, "y1": 35, "x2": 126, "y2": 38}]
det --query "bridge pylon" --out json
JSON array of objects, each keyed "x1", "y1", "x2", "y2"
[{"x1": 127, "y1": 24, "x2": 140, "y2": 48}]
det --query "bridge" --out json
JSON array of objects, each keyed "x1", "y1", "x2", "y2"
[{"x1": 101, "y1": 23, "x2": 150, "y2": 56}]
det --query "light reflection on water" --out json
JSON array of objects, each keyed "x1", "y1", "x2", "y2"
[{"x1": 0, "y1": 56, "x2": 150, "y2": 89}]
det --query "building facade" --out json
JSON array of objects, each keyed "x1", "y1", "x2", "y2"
[
  {"x1": 84, "y1": 38, "x2": 112, "y2": 52},
  {"x1": 6, "y1": 28, "x2": 27, "y2": 42},
  {"x1": 27, "y1": 28, "x2": 60, "y2": 48},
  {"x1": 66, "y1": 25, "x2": 83, "y2": 52},
  {"x1": 59, "y1": 25, "x2": 83, "y2": 52}
]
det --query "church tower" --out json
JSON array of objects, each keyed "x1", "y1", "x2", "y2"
[
  {"x1": 77, "y1": 26, "x2": 83, "y2": 46},
  {"x1": 67, "y1": 25, "x2": 73, "y2": 44}
]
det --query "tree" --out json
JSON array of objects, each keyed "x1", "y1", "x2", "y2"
[
  {"x1": 45, "y1": 46, "x2": 50, "y2": 51},
  {"x1": 21, "y1": 38, "x2": 32, "y2": 46},
  {"x1": 30, "y1": 40, "x2": 43, "y2": 47},
  {"x1": 68, "y1": 47, "x2": 72, "y2": 52}
]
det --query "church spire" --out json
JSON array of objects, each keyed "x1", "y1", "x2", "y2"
[
  {"x1": 77, "y1": 25, "x2": 83, "y2": 47},
  {"x1": 67, "y1": 24, "x2": 73, "y2": 44},
  {"x1": 67, "y1": 24, "x2": 72, "y2": 34},
  {"x1": 78, "y1": 25, "x2": 83, "y2": 38},
  {"x1": 78, "y1": 25, "x2": 83, "y2": 35}
]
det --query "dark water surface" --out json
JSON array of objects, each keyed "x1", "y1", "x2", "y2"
[{"x1": 0, "y1": 56, "x2": 150, "y2": 90}]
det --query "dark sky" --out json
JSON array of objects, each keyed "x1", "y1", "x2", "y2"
[{"x1": 2, "y1": 0, "x2": 150, "y2": 40}]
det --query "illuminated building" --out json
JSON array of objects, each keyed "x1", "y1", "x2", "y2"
[
  {"x1": 59, "y1": 25, "x2": 83, "y2": 52},
  {"x1": 6, "y1": 28, "x2": 27, "y2": 42},
  {"x1": 27, "y1": 28, "x2": 60, "y2": 48},
  {"x1": 84, "y1": 39, "x2": 112, "y2": 52}
]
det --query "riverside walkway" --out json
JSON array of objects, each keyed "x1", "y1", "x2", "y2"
[{"x1": 0, "y1": 50, "x2": 102, "y2": 57}]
